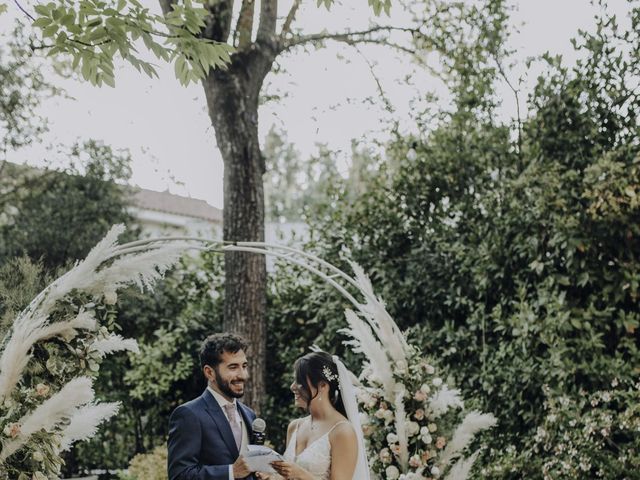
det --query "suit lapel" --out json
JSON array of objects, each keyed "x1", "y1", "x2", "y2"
[
  {"x1": 201, "y1": 390, "x2": 239, "y2": 457},
  {"x1": 237, "y1": 401, "x2": 255, "y2": 441}
]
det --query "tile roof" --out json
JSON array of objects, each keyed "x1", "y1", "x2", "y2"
[{"x1": 131, "y1": 188, "x2": 222, "y2": 222}]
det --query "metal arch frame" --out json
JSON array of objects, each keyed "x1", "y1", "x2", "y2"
[{"x1": 110, "y1": 236, "x2": 371, "y2": 310}]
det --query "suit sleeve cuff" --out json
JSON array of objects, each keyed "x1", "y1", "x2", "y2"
[{"x1": 229, "y1": 464, "x2": 233, "y2": 480}]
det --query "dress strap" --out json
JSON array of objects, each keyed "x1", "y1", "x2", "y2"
[{"x1": 327, "y1": 420, "x2": 350, "y2": 435}]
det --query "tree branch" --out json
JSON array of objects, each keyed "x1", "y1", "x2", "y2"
[
  {"x1": 282, "y1": 25, "x2": 420, "y2": 51},
  {"x1": 158, "y1": 0, "x2": 177, "y2": 16},
  {"x1": 355, "y1": 47, "x2": 395, "y2": 115},
  {"x1": 13, "y1": 0, "x2": 35, "y2": 21},
  {"x1": 234, "y1": 0, "x2": 255, "y2": 49},
  {"x1": 256, "y1": 0, "x2": 277, "y2": 44},
  {"x1": 199, "y1": 0, "x2": 235, "y2": 43},
  {"x1": 493, "y1": 54, "x2": 522, "y2": 156},
  {"x1": 279, "y1": 0, "x2": 301, "y2": 40}
]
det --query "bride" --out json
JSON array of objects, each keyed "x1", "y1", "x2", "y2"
[{"x1": 257, "y1": 351, "x2": 369, "y2": 480}]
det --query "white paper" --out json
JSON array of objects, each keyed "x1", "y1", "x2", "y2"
[{"x1": 243, "y1": 445, "x2": 284, "y2": 474}]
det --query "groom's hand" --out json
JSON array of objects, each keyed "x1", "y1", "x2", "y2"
[{"x1": 232, "y1": 456, "x2": 251, "y2": 478}]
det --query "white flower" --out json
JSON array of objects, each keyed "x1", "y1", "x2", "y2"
[
  {"x1": 386, "y1": 465, "x2": 400, "y2": 480},
  {"x1": 406, "y1": 421, "x2": 420, "y2": 437},
  {"x1": 387, "y1": 432, "x2": 399, "y2": 444},
  {"x1": 395, "y1": 360, "x2": 408, "y2": 374},
  {"x1": 406, "y1": 148, "x2": 417, "y2": 161},
  {"x1": 359, "y1": 412, "x2": 369, "y2": 425},
  {"x1": 430, "y1": 465, "x2": 441, "y2": 477},
  {"x1": 421, "y1": 434, "x2": 432, "y2": 444},
  {"x1": 103, "y1": 289, "x2": 118, "y2": 305},
  {"x1": 420, "y1": 383, "x2": 430, "y2": 394},
  {"x1": 383, "y1": 409, "x2": 394, "y2": 424},
  {"x1": 379, "y1": 448, "x2": 392, "y2": 464},
  {"x1": 32, "y1": 451, "x2": 44, "y2": 462},
  {"x1": 425, "y1": 365, "x2": 435, "y2": 375},
  {"x1": 432, "y1": 377, "x2": 443, "y2": 387}
]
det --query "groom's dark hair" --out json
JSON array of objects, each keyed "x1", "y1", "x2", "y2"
[{"x1": 200, "y1": 333, "x2": 249, "y2": 369}]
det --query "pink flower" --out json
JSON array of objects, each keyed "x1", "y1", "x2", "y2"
[
  {"x1": 413, "y1": 390, "x2": 428, "y2": 402},
  {"x1": 379, "y1": 448, "x2": 392, "y2": 464},
  {"x1": 3, "y1": 422, "x2": 21, "y2": 438},
  {"x1": 409, "y1": 455, "x2": 422, "y2": 468},
  {"x1": 436, "y1": 436, "x2": 447, "y2": 449},
  {"x1": 391, "y1": 444, "x2": 401, "y2": 455},
  {"x1": 414, "y1": 408, "x2": 425, "y2": 421},
  {"x1": 35, "y1": 383, "x2": 50, "y2": 397}
]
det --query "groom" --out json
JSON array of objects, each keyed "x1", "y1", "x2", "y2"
[{"x1": 168, "y1": 333, "x2": 257, "y2": 480}]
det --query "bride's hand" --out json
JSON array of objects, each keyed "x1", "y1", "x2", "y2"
[
  {"x1": 255, "y1": 473, "x2": 275, "y2": 480},
  {"x1": 271, "y1": 460, "x2": 313, "y2": 480}
]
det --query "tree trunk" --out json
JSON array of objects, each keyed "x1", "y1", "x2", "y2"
[{"x1": 203, "y1": 46, "x2": 276, "y2": 412}]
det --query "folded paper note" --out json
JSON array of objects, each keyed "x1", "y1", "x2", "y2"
[{"x1": 244, "y1": 444, "x2": 284, "y2": 474}]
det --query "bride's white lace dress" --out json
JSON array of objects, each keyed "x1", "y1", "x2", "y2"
[{"x1": 281, "y1": 417, "x2": 349, "y2": 480}]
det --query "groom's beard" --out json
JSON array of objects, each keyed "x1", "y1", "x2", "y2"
[{"x1": 214, "y1": 368, "x2": 245, "y2": 398}]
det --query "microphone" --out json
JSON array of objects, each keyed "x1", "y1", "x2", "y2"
[{"x1": 251, "y1": 418, "x2": 266, "y2": 445}]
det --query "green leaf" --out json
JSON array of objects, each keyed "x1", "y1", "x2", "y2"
[
  {"x1": 60, "y1": 12, "x2": 75, "y2": 27},
  {"x1": 32, "y1": 17, "x2": 52, "y2": 28},
  {"x1": 34, "y1": 4, "x2": 51, "y2": 15},
  {"x1": 42, "y1": 24, "x2": 59, "y2": 37},
  {"x1": 51, "y1": 6, "x2": 65, "y2": 21},
  {"x1": 103, "y1": 73, "x2": 116, "y2": 87},
  {"x1": 55, "y1": 31, "x2": 68, "y2": 45}
]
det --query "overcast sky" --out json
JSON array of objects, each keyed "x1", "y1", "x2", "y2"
[{"x1": 1, "y1": 1, "x2": 632, "y2": 208}]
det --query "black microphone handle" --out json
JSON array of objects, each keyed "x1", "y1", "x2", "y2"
[{"x1": 252, "y1": 431, "x2": 266, "y2": 445}]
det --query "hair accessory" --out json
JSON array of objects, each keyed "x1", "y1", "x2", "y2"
[{"x1": 322, "y1": 365, "x2": 339, "y2": 383}]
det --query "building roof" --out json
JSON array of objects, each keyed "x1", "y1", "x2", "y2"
[
  {"x1": 131, "y1": 188, "x2": 222, "y2": 223},
  {"x1": 3, "y1": 161, "x2": 222, "y2": 223}
]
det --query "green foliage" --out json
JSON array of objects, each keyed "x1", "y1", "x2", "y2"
[
  {"x1": 484, "y1": 380, "x2": 640, "y2": 478},
  {"x1": 315, "y1": 0, "x2": 391, "y2": 16},
  {"x1": 72, "y1": 252, "x2": 223, "y2": 471},
  {"x1": 0, "y1": 140, "x2": 137, "y2": 270},
  {"x1": 0, "y1": 257, "x2": 53, "y2": 338},
  {"x1": 263, "y1": 127, "x2": 342, "y2": 223},
  {"x1": 0, "y1": 276, "x2": 123, "y2": 479},
  {"x1": 122, "y1": 445, "x2": 169, "y2": 480},
  {"x1": 300, "y1": 2, "x2": 640, "y2": 478},
  {"x1": 27, "y1": 0, "x2": 232, "y2": 87},
  {"x1": 0, "y1": 27, "x2": 57, "y2": 157}
]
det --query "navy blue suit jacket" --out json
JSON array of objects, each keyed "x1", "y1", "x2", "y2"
[{"x1": 167, "y1": 390, "x2": 257, "y2": 480}]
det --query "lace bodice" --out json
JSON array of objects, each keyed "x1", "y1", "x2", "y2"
[{"x1": 282, "y1": 418, "x2": 349, "y2": 480}]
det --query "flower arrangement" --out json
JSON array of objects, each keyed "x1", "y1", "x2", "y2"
[
  {"x1": 341, "y1": 262, "x2": 497, "y2": 479},
  {"x1": 0, "y1": 225, "x2": 187, "y2": 479}
]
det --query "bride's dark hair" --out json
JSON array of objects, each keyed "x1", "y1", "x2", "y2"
[{"x1": 294, "y1": 351, "x2": 347, "y2": 417}]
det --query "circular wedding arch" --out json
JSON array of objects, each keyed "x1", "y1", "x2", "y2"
[
  {"x1": 111, "y1": 236, "x2": 404, "y2": 336},
  {"x1": 0, "y1": 229, "x2": 496, "y2": 479}
]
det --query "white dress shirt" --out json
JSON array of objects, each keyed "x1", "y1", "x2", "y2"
[{"x1": 207, "y1": 387, "x2": 249, "y2": 480}]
